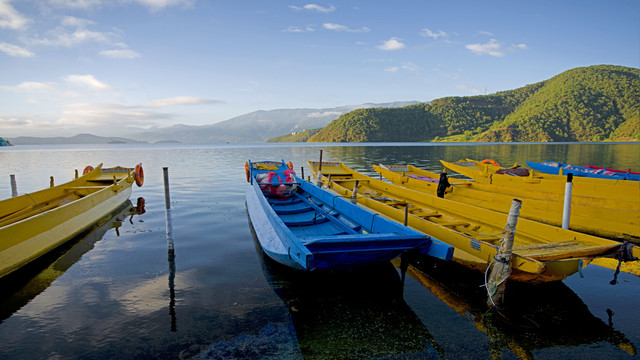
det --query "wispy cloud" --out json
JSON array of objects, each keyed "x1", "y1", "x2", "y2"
[
  {"x1": 133, "y1": 0, "x2": 196, "y2": 12},
  {"x1": 58, "y1": 102, "x2": 173, "y2": 128},
  {"x1": 402, "y1": 62, "x2": 420, "y2": 72},
  {"x1": 0, "y1": 42, "x2": 34, "y2": 57},
  {"x1": 290, "y1": 4, "x2": 336, "y2": 13},
  {"x1": 0, "y1": 0, "x2": 29, "y2": 30},
  {"x1": 65, "y1": 74, "x2": 113, "y2": 91},
  {"x1": 384, "y1": 66, "x2": 398, "y2": 72},
  {"x1": 377, "y1": 37, "x2": 405, "y2": 51},
  {"x1": 283, "y1": 25, "x2": 314, "y2": 33},
  {"x1": 0, "y1": 115, "x2": 34, "y2": 128},
  {"x1": 0, "y1": 81, "x2": 54, "y2": 92},
  {"x1": 99, "y1": 49, "x2": 141, "y2": 59},
  {"x1": 465, "y1": 38, "x2": 504, "y2": 57},
  {"x1": 476, "y1": 30, "x2": 494, "y2": 37},
  {"x1": 307, "y1": 111, "x2": 341, "y2": 118},
  {"x1": 420, "y1": 28, "x2": 447, "y2": 40},
  {"x1": 49, "y1": 0, "x2": 102, "y2": 9},
  {"x1": 143, "y1": 96, "x2": 221, "y2": 108},
  {"x1": 510, "y1": 43, "x2": 529, "y2": 50},
  {"x1": 323, "y1": 23, "x2": 370, "y2": 33}
]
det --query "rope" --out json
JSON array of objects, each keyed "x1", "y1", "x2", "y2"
[{"x1": 24, "y1": 193, "x2": 44, "y2": 212}]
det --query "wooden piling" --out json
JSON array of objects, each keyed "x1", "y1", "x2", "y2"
[
  {"x1": 487, "y1": 198, "x2": 522, "y2": 307},
  {"x1": 10, "y1": 174, "x2": 17, "y2": 197},
  {"x1": 316, "y1": 150, "x2": 323, "y2": 187},
  {"x1": 562, "y1": 173, "x2": 573, "y2": 230},
  {"x1": 163, "y1": 167, "x2": 174, "y2": 251}
]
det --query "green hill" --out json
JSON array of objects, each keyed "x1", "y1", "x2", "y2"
[
  {"x1": 301, "y1": 65, "x2": 639, "y2": 143},
  {"x1": 267, "y1": 128, "x2": 323, "y2": 142}
]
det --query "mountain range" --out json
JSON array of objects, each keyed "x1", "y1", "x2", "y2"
[{"x1": 6, "y1": 102, "x2": 418, "y2": 145}]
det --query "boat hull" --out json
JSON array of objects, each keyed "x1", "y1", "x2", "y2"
[
  {"x1": 526, "y1": 161, "x2": 639, "y2": 181},
  {"x1": 0, "y1": 165, "x2": 136, "y2": 279},
  {"x1": 308, "y1": 161, "x2": 638, "y2": 283},
  {"x1": 375, "y1": 164, "x2": 640, "y2": 241},
  {"x1": 245, "y1": 160, "x2": 453, "y2": 271}
]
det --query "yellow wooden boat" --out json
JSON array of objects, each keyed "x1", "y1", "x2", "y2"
[
  {"x1": 0, "y1": 164, "x2": 143, "y2": 279},
  {"x1": 308, "y1": 161, "x2": 639, "y2": 283},
  {"x1": 374, "y1": 164, "x2": 640, "y2": 241},
  {"x1": 441, "y1": 159, "x2": 640, "y2": 205}
]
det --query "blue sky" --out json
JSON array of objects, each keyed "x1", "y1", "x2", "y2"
[{"x1": 0, "y1": 0, "x2": 638, "y2": 137}]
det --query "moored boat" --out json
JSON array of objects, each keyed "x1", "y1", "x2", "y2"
[
  {"x1": 374, "y1": 164, "x2": 640, "y2": 242},
  {"x1": 308, "y1": 161, "x2": 640, "y2": 283},
  {"x1": 0, "y1": 164, "x2": 143, "y2": 279},
  {"x1": 441, "y1": 159, "x2": 640, "y2": 205},
  {"x1": 244, "y1": 160, "x2": 453, "y2": 271},
  {"x1": 526, "y1": 160, "x2": 640, "y2": 181},
  {"x1": 582, "y1": 164, "x2": 640, "y2": 178}
]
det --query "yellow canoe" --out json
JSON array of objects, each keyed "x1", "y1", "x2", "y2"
[
  {"x1": 441, "y1": 159, "x2": 640, "y2": 205},
  {"x1": 308, "y1": 161, "x2": 639, "y2": 283},
  {"x1": 374, "y1": 164, "x2": 640, "y2": 242},
  {"x1": 0, "y1": 164, "x2": 142, "y2": 279}
]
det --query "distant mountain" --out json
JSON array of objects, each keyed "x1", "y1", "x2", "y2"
[
  {"x1": 133, "y1": 102, "x2": 420, "y2": 143},
  {"x1": 305, "y1": 65, "x2": 639, "y2": 143},
  {"x1": 8, "y1": 134, "x2": 145, "y2": 145}
]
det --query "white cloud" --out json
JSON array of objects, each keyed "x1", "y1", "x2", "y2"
[
  {"x1": 28, "y1": 27, "x2": 112, "y2": 47},
  {"x1": 290, "y1": 4, "x2": 336, "y2": 13},
  {"x1": 0, "y1": 42, "x2": 34, "y2": 57},
  {"x1": 323, "y1": 23, "x2": 370, "y2": 33},
  {"x1": 1, "y1": 81, "x2": 54, "y2": 92},
  {"x1": 61, "y1": 16, "x2": 96, "y2": 28},
  {"x1": 0, "y1": 0, "x2": 29, "y2": 30},
  {"x1": 143, "y1": 96, "x2": 220, "y2": 108},
  {"x1": 420, "y1": 28, "x2": 447, "y2": 39},
  {"x1": 283, "y1": 25, "x2": 314, "y2": 33},
  {"x1": 402, "y1": 62, "x2": 420, "y2": 72},
  {"x1": 307, "y1": 111, "x2": 341, "y2": 118},
  {"x1": 65, "y1": 74, "x2": 113, "y2": 91},
  {"x1": 133, "y1": 0, "x2": 195, "y2": 11},
  {"x1": 384, "y1": 66, "x2": 398, "y2": 72},
  {"x1": 476, "y1": 30, "x2": 494, "y2": 36},
  {"x1": 58, "y1": 102, "x2": 172, "y2": 128},
  {"x1": 511, "y1": 43, "x2": 529, "y2": 50},
  {"x1": 49, "y1": 0, "x2": 102, "y2": 9},
  {"x1": 99, "y1": 49, "x2": 141, "y2": 59},
  {"x1": 465, "y1": 38, "x2": 504, "y2": 57},
  {"x1": 377, "y1": 37, "x2": 405, "y2": 51},
  {"x1": 0, "y1": 116, "x2": 34, "y2": 128}
]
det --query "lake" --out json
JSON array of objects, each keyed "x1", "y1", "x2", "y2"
[{"x1": 0, "y1": 142, "x2": 639, "y2": 360}]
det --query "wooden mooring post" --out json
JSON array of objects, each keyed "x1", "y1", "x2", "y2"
[
  {"x1": 487, "y1": 198, "x2": 522, "y2": 307},
  {"x1": 10, "y1": 174, "x2": 18, "y2": 197}
]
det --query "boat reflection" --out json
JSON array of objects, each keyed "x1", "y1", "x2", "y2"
[
  {"x1": 0, "y1": 199, "x2": 141, "y2": 323},
  {"x1": 401, "y1": 256, "x2": 636, "y2": 359},
  {"x1": 253, "y1": 231, "x2": 444, "y2": 360}
]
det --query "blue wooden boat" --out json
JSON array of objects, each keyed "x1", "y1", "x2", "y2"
[
  {"x1": 526, "y1": 160, "x2": 640, "y2": 181},
  {"x1": 244, "y1": 160, "x2": 454, "y2": 271}
]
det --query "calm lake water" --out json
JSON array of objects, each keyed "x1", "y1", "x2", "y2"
[{"x1": 0, "y1": 142, "x2": 639, "y2": 360}]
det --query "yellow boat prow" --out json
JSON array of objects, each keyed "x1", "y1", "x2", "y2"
[{"x1": 0, "y1": 164, "x2": 141, "y2": 279}]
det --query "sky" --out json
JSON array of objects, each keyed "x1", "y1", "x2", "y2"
[{"x1": 0, "y1": 0, "x2": 638, "y2": 138}]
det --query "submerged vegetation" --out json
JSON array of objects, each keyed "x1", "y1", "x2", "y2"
[{"x1": 269, "y1": 65, "x2": 639, "y2": 143}]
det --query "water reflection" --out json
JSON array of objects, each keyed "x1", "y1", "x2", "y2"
[
  {"x1": 402, "y1": 256, "x2": 636, "y2": 359},
  {"x1": 0, "y1": 199, "x2": 139, "y2": 324},
  {"x1": 253, "y1": 228, "x2": 443, "y2": 360}
]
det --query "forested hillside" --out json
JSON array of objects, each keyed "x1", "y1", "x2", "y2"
[{"x1": 301, "y1": 65, "x2": 639, "y2": 143}]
